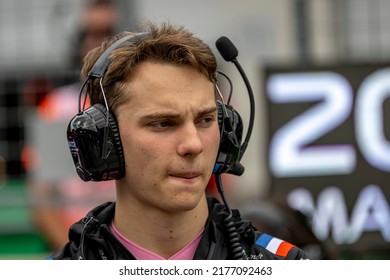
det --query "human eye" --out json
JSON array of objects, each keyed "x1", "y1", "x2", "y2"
[
  {"x1": 197, "y1": 116, "x2": 215, "y2": 127},
  {"x1": 149, "y1": 120, "x2": 173, "y2": 129}
]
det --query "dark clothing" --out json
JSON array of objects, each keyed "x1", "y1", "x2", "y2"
[{"x1": 49, "y1": 196, "x2": 307, "y2": 260}]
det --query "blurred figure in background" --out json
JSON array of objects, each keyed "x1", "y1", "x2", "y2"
[
  {"x1": 70, "y1": 0, "x2": 120, "y2": 71},
  {"x1": 38, "y1": 0, "x2": 121, "y2": 121},
  {"x1": 26, "y1": 0, "x2": 121, "y2": 251}
]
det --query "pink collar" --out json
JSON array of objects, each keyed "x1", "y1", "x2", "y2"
[{"x1": 109, "y1": 221, "x2": 204, "y2": 260}]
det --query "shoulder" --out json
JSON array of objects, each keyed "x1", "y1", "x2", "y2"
[{"x1": 48, "y1": 202, "x2": 117, "y2": 260}]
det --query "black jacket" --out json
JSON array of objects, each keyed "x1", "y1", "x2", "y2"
[{"x1": 49, "y1": 196, "x2": 307, "y2": 260}]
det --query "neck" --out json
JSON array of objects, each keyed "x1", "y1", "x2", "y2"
[{"x1": 113, "y1": 192, "x2": 209, "y2": 259}]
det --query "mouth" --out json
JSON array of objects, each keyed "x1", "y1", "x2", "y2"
[{"x1": 169, "y1": 172, "x2": 202, "y2": 182}]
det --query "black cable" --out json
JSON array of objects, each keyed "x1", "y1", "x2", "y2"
[
  {"x1": 215, "y1": 174, "x2": 247, "y2": 260},
  {"x1": 231, "y1": 58, "x2": 255, "y2": 161},
  {"x1": 217, "y1": 70, "x2": 233, "y2": 104},
  {"x1": 78, "y1": 78, "x2": 90, "y2": 113}
]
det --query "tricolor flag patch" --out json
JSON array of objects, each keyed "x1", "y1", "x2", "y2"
[{"x1": 255, "y1": 233, "x2": 295, "y2": 257}]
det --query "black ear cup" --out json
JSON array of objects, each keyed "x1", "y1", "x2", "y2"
[
  {"x1": 67, "y1": 33, "x2": 144, "y2": 182},
  {"x1": 67, "y1": 103, "x2": 125, "y2": 181},
  {"x1": 213, "y1": 100, "x2": 244, "y2": 175}
]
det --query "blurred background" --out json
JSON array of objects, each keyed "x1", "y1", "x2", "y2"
[{"x1": 1, "y1": 0, "x2": 390, "y2": 259}]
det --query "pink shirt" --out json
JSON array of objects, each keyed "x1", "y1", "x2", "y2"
[{"x1": 109, "y1": 221, "x2": 204, "y2": 260}]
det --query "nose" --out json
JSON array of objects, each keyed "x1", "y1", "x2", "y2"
[{"x1": 176, "y1": 123, "x2": 203, "y2": 157}]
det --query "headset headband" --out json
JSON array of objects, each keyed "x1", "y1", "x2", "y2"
[{"x1": 88, "y1": 32, "x2": 149, "y2": 79}]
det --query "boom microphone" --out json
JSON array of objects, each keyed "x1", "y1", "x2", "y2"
[
  {"x1": 216, "y1": 36, "x2": 239, "y2": 62},
  {"x1": 215, "y1": 36, "x2": 255, "y2": 165}
]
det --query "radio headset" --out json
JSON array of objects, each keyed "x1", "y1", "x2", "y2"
[
  {"x1": 67, "y1": 33, "x2": 255, "y2": 260},
  {"x1": 214, "y1": 36, "x2": 255, "y2": 260}
]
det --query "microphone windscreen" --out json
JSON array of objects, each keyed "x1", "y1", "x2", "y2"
[
  {"x1": 229, "y1": 162, "x2": 245, "y2": 176},
  {"x1": 216, "y1": 36, "x2": 238, "y2": 62}
]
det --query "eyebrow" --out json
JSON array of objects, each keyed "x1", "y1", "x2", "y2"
[{"x1": 141, "y1": 106, "x2": 218, "y2": 120}]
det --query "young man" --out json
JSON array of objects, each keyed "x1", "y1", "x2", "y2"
[{"x1": 49, "y1": 22, "x2": 308, "y2": 260}]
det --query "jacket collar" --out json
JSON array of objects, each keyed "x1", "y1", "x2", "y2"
[{"x1": 69, "y1": 196, "x2": 242, "y2": 259}]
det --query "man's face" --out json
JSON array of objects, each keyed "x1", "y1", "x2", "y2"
[{"x1": 115, "y1": 61, "x2": 220, "y2": 213}]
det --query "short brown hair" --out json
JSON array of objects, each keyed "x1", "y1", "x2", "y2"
[{"x1": 81, "y1": 21, "x2": 217, "y2": 113}]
